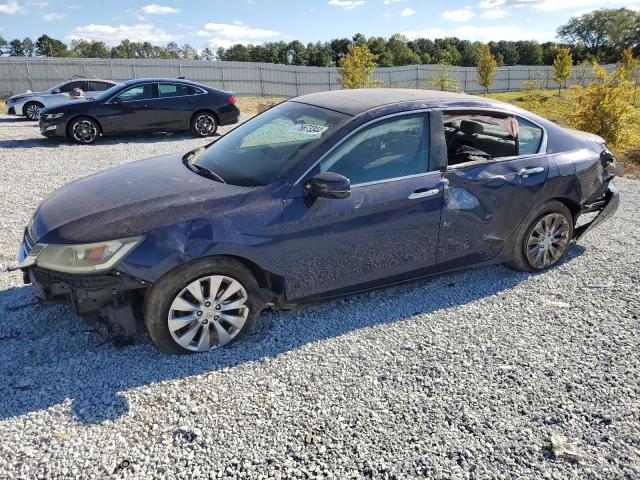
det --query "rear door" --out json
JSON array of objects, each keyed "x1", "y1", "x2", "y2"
[
  {"x1": 153, "y1": 83, "x2": 201, "y2": 130},
  {"x1": 437, "y1": 110, "x2": 549, "y2": 268},
  {"x1": 280, "y1": 112, "x2": 445, "y2": 300}
]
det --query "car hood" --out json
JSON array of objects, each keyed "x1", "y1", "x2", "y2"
[
  {"x1": 31, "y1": 152, "x2": 253, "y2": 244},
  {"x1": 9, "y1": 91, "x2": 43, "y2": 100}
]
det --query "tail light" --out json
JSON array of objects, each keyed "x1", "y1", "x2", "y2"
[{"x1": 228, "y1": 96, "x2": 236, "y2": 104}]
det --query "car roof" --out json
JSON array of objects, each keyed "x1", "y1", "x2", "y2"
[
  {"x1": 292, "y1": 88, "x2": 513, "y2": 116},
  {"x1": 122, "y1": 77, "x2": 208, "y2": 87}
]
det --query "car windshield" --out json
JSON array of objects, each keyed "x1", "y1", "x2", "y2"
[
  {"x1": 194, "y1": 102, "x2": 350, "y2": 187},
  {"x1": 93, "y1": 84, "x2": 125, "y2": 101}
]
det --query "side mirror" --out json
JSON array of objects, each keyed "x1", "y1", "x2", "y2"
[
  {"x1": 112, "y1": 96, "x2": 122, "y2": 105},
  {"x1": 305, "y1": 172, "x2": 350, "y2": 199},
  {"x1": 52, "y1": 88, "x2": 61, "y2": 94}
]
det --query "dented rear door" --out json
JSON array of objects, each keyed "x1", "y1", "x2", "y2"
[{"x1": 437, "y1": 154, "x2": 549, "y2": 268}]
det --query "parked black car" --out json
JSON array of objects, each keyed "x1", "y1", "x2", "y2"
[
  {"x1": 18, "y1": 89, "x2": 623, "y2": 354},
  {"x1": 38, "y1": 78, "x2": 240, "y2": 144}
]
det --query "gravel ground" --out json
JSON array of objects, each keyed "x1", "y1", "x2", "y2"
[{"x1": 0, "y1": 115, "x2": 639, "y2": 479}]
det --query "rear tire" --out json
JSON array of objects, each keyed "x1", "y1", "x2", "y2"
[
  {"x1": 144, "y1": 258, "x2": 262, "y2": 354},
  {"x1": 68, "y1": 117, "x2": 100, "y2": 144},
  {"x1": 506, "y1": 200, "x2": 574, "y2": 272},
  {"x1": 190, "y1": 111, "x2": 218, "y2": 137},
  {"x1": 24, "y1": 101, "x2": 44, "y2": 121}
]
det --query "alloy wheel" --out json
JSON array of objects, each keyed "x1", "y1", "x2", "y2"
[
  {"x1": 194, "y1": 114, "x2": 216, "y2": 136},
  {"x1": 167, "y1": 275, "x2": 249, "y2": 352},
  {"x1": 26, "y1": 104, "x2": 41, "y2": 120},
  {"x1": 525, "y1": 213, "x2": 571, "y2": 269},
  {"x1": 72, "y1": 120, "x2": 98, "y2": 143}
]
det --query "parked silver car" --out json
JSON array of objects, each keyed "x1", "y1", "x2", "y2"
[{"x1": 5, "y1": 79, "x2": 118, "y2": 120}]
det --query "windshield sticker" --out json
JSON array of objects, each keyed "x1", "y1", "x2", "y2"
[{"x1": 291, "y1": 123, "x2": 328, "y2": 135}]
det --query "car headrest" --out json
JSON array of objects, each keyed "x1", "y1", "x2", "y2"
[{"x1": 460, "y1": 120, "x2": 484, "y2": 135}]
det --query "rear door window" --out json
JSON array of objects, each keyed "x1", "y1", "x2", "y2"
[
  {"x1": 158, "y1": 83, "x2": 198, "y2": 98},
  {"x1": 443, "y1": 112, "x2": 518, "y2": 166},
  {"x1": 87, "y1": 81, "x2": 112, "y2": 91},
  {"x1": 517, "y1": 117, "x2": 544, "y2": 155}
]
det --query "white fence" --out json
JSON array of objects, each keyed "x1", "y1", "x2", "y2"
[{"x1": 0, "y1": 57, "x2": 620, "y2": 98}]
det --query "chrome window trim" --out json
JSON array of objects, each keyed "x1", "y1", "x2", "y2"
[
  {"x1": 106, "y1": 81, "x2": 206, "y2": 104},
  {"x1": 293, "y1": 108, "x2": 434, "y2": 188}
]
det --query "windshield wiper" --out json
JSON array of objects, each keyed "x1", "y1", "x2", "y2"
[{"x1": 182, "y1": 148, "x2": 226, "y2": 183}]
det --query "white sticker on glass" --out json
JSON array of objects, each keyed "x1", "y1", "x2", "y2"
[{"x1": 291, "y1": 124, "x2": 328, "y2": 135}]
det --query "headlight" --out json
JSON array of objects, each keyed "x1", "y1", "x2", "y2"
[
  {"x1": 44, "y1": 113, "x2": 64, "y2": 120},
  {"x1": 34, "y1": 236, "x2": 143, "y2": 273}
]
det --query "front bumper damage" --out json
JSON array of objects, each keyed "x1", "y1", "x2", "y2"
[
  {"x1": 574, "y1": 184, "x2": 620, "y2": 240},
  {"x1": 20, "y1": 259, "x2": 148, "y2": 341}
]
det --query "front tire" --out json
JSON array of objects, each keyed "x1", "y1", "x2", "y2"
[
  {"x1": 507, "y1": 200, "x2": 574, "y2": 272},
  {"x1": 24, "y1": 101, "x2": 44, "y2": 121},
  {"x1": 144, "y1": 258, "x2": 262, "y2": 354},
  {"x1": 69, "y1": 117, "x2": 100, "y2": 144},
  {"x1": 190, "y1": 111, "x2": 218, "y2": 137}
]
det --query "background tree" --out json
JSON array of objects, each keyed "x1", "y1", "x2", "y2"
[
  {"x1": 35, "y1": 35, "x2": 68, "y2": 57},
  {"x1": 552, "y1": 47, "x2": 573, "y2": 95},
  {"x1": 477, "y1": 44, "x2": 497, "y2": 96},
  {"x1": 337, "y1": 44, "x2": 377, "y2": 89},
  {"x1": 0, "y1": 35, "x2": 7, "y2": 55},
  {"x1": 8, "y1": 39, "x2": 24, "y2": 56},
  {"x1": 70, "y1": 39, "x2": 109, "y2": 58},
  {"x1": 557, "y1": 8, "x2": 639, "y2": 62},
  {"x1": 181, "y1": 44, "x2": 199, "y2": 60},
  {"x1": 571, "y1": 66, "x2": 634, "y2": 147},
  {"x1": 22, "y1": 37, "x2": 35, "y2": 57},
  {"x1": 426, "y1": 61, "x2": 460, "y2": 92},
  {"x1": 200, "y1": 47, "x2": 215, "y2": 61},
  {"x1": 618, "y1": 48, "x2": 637, "y2": 81}
]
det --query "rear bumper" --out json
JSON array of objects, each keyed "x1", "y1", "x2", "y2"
[{"x1": 574, "y1": 184, "x2": 620, "y2": 240}]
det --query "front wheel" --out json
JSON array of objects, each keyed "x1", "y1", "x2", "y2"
[
  {"x1": 24, "y1": 101, "x2": 44, "y2": 121},
  {"x1": 507, "y1": 200, "x2": 574, "y2": 272},
  {"x1": 190, "y1": 111, "x2": 218, "y2": 137},
  {"x1": 69, "y1": 117, "x2": 100, "y2": 144},
  {"x1": 144, "y1": 258, "x2": 261, "y2": 354}
]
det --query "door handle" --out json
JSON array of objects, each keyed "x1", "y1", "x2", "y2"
[
  {"x1": 517, "y1": 166, "x2": 544, "y2": 178},
  {"x1": 143, "y1": 104, "x2": 153, "y2": 109},
  {"x1": 408, "y1": 188, "x2": 440, "y2": 200}
]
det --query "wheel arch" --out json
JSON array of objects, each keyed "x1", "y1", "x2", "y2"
[
  {"x1": 547, "y1": 196, "x2": 581, "y2": 222},
  {"x1": 191, "y1": 108, "x2": 220, "y2": 125},
  {"x1": 65, "y1": 114, "x2": 104, "y2": 138}
]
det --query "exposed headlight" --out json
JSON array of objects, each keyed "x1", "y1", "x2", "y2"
[
  {"x1": 44, "y1": 113, "x2": 64, "y2": 120},
  {"x1": 32, "y1": 236, "x2": 143, "y2": 273}
]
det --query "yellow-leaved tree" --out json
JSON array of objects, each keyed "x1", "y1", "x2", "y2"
[
  {"x1": 571, "y1": 66, "x2": 635, "y2": 148},
  {"x1": 337, "y1": 44, "x2": 377, "y2": 89},
  {"x1": 552, "y1": 47, "x2": 572, "y2": 96},
  {"x1": 476, "y1": 44, "x2": 497, "y2": 96}
]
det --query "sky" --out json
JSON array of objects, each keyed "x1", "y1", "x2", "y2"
[{"x1": 0, "y1": 0, "x2": 639, "y2": 49}]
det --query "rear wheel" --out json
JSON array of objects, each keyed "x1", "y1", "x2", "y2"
[
  {"x1": 69, "y1": 117, "x2": 100, "y2": 144},
  {"x1": 24, "y1": 101, "x2": 44, "y2": 121},
  {"x1": 507, "y1": 200, "x2": 574, "y2": 272},
  {"x1": 190, "y1": 111, "x2": 218, "y2": 137},
  {"x1": 144, "y1": 258, "x2": 262, "y2": 354}
]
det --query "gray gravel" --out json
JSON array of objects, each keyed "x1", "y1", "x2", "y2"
[{"x1": 0, "y1": 115, "x2": 639, "y2": 479}]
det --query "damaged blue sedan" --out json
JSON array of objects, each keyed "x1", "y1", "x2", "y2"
[{"x1": 17, "y1": 89, "x2": 622, "y2": 354}]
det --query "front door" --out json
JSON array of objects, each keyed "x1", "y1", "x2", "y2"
[
  {"x1": 437, "y1": 110, "x2": 549, "y2": 268},
  {"x1": 280, "y1": 112, "x2": 444, "y2": 300},
  {"x1": 106, "y1": 83, "x2": 158, "y2": 132}
]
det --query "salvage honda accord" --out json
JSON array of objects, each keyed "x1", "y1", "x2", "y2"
[{"x1": 17, "y1": 89, "x2": 621, "y2": 354}]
